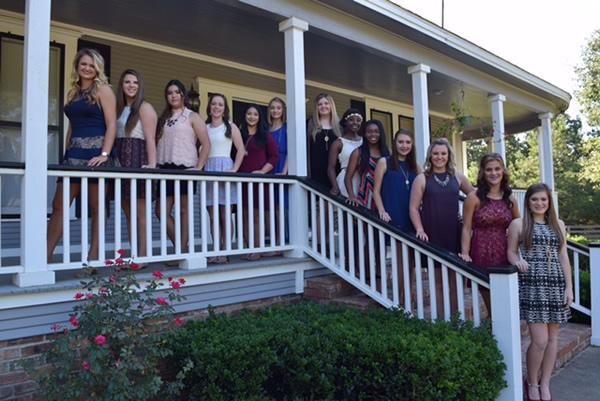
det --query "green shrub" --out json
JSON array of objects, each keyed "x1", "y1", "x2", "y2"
[{"x1": 166, "y1": 302, "x2": 505, "y2": 401}]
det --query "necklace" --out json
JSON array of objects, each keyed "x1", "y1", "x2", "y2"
[
  {"x1": 433, "y1": 172, "x2": 450, "y2": 187},
  {"x1": 244, "y1": 134, "x2": 255, "y2": 156},
  {"x1": 166, "y1": 110, "x2": 184, "y2": 127},
  {"x1": 398, "y1": 162, "x2": 410, "y2": 189}
]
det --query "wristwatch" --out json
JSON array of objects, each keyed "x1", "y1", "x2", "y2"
[{"x1": 101, "y1": 151, "x2": 109, "y2": 157}]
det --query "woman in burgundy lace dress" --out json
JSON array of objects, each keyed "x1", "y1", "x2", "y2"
[{"x1": 459, "y1": 153, "x2": 520, "y2": 312}]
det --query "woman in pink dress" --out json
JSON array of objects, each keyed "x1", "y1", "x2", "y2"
[{"x1": 459, "y1": 153, "x2": 520, "y2": 312}]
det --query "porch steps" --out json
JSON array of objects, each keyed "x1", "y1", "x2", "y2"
[{"x1": 305, "y1": 274, "x2": 592, "y2": 372}]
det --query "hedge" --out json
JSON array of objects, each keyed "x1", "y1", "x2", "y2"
[{"x1": 165, "y1": 302, "x2": 505, "y2": 401}]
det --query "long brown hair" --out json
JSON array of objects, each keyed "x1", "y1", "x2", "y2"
[
  {"x1": 389, "y1": 129, "x2": 418, "y2": 173},
  {"x1": 521, "y1": 183, "x2": 564, "y2": 250},
  {"x1": 476, "y1": 153, "x2": 512, "y2": 207},
  {"x1": 116, "y1": 69, "x2": 145, "y2": 136},
  {"x1": 156, "y1": 80, "x2": 187, "y2": 143},
  {"x1": 66, "y1": 48, "x2": 108, "y2": 105}
]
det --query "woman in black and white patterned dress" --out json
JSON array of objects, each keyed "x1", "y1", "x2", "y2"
[{"x1": 507, "y1": 183, "x2": 573, "y2": 401}]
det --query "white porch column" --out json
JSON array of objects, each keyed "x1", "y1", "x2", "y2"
[
  {"x1": 489, "y1": 270, "x2": 523, "y2": 401},
  {"x1": 408, "y1": 64, "x2": 431, "y2": 168},
  {"x1": 538, "y1": 112, "x2": 555, "y2": 190},
  {"x1": 488, "y1": 94, "x2": 506, "y2": 161},
  {"x1": 279, "y1": 17, "x2": 309, "y2": 258},
  {"x1": 590, "y1": 244, "x2": 600, "y2": 346},
  {"x1": 15, "y1": 0, "x2": 55, "y2": 287}
]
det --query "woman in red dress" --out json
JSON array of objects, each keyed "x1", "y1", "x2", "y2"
[
  {"x1": 238, "y1": 104, "x2": 279, "y2": 260},
  {"x1": 459, "y1": 153, "x2": 520, "y2": 312}
]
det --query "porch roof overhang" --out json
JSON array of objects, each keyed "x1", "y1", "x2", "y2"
[{"x1": 1, "y1": 0, "x2": 570, "y2": 136}]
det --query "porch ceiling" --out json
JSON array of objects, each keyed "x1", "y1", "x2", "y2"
[{"x1": 3, "y1": 0, "x2": 543, "y2": 134}]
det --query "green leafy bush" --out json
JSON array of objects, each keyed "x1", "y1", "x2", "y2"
[
  {"x1": 23, "y1": 251, "x2": 192, "y2": 401},
  {"x1": 166, "y1": 302, "x2": 505, "y2": 401}
]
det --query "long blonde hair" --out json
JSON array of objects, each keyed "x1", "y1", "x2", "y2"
[
  {"x1": 423, "y1": 138, "x2": 457, "y2": 176},
  {"x1": 66, "y1": 48, "x2": 109, "y2": 105},
  {"x1": 521, "y1": 183, "x2": 564, "y2": 250},
  {"x1": 308, "y1": 93, "x2": 341, "y2": 139}
]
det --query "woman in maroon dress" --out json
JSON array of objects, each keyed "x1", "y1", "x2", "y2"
[
  {"x1": 239, "y1": 105, "x2": 279, "y2": 260},
  {"x1": 459, "y1": 153, "x2": 520, "y2": 312}
]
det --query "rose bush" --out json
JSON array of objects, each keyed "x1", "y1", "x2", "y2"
[{"x1": 23, "y1": 250, "x2": 193, "y2": 401}]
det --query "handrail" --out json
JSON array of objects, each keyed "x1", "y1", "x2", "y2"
[{"x1": 298, "y1": 177, "x2": 516, "y2": 282}]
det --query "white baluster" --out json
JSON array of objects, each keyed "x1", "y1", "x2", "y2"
[
  {"x1": 310, "y1": 192, "x2": 317, "y2": 252},
  {"x1": 442, "y1": 264, "x2": 450, "y2": 321},
  {"x1": 225, "y1": 181, "x2": 231, "y2": 251},
  {"x1": 145, "y1": 179, "x2": 152, "y2": 257},
  {"x1": 130, "y1": 178, "x2": 137, "y2": 257},
  {"x1": 114, "y1": 178, "x2": 121, "y2": 255},
  {"x1": 402, "y1": 244, "x2": 411, "y2": 312},
  {"x1": 427, "y1": 257, "x2": 437, "y2": 320},
  {"x1": 346, "y1": 213, "x2": 355, "y2": 279},
  {"x1": 62, "y1": 177, "x2": 70, "y2": 263},
  {"x1": 174, "y1": 180, "x2": 181, "y2": 255},
  {"x1": 269, "y1": 183, "x2": 276, "y2": 248},
  {"x1": 247, "y1": 183, "x2": 254, "y2": 251},
  {"x1": 236, "y1": 182, "x2": 243, "y2": 250},
  {"x1": 328, "y1": 201, "x2": 335, "y2": 264},
  {"x1": 456, "y1": 272, "x2": 465, "y2": 320},
  {"x1": 415, "y1": 250, "x2": 424, "y2": 319},
  {"x1": 379, "y1": 231, "x2": 387, "y2": 299},
  {"x1": 318, "y1": 197, "x2": 325, "y2": 256},
  {"x1": 278, "y1": 183, "x2": 285, "y2": 246},
  {"x1": 81, "y1": 178, "x2": 88, "y2": 263},
  {"x1": 367, "y1": 224, "x2": 376, "y2": 291},
  {"x1": 160, "y1": 179, "x2": 167, "y2": 256},
  {"x1": 212, "y1": 181, "x2": 220, "y2": 252},
  {"x1": 200, "y1": 181, "x2": 208, "y2": 253},
  {"x1": 98, "y1": 178, "x2": 106, "y2": 261},
  {"x1": 472, "y1": 281, "x2": 481, "y2": 327},
  {"x1": 357, "y1": 220, "x2": 365, "y2": 284},
  {"x1": 574, "y1": 251, "x2": 580, "y2": 305},
  {"x1": 187, "y1": 180, "x2": 194, "y2": 253},
  {"x1": 391, "y1": 239, "x2": 400, "y2": 306},
  {"x1": 259, "y1": 182, "x2": 265, "y2": 249},
  {"x1": 337, "y1": 207, "x2": 345, "y2": 271}
]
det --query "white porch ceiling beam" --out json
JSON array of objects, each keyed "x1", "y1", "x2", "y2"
[
  {"x1": 240, "y1": 0, "x2": 559, "y2": 114},
  {"x1": 16, "y1": 0, "x2": 55, "y2": 287}
]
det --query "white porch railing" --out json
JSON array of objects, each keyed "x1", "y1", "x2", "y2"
[
  {"x1": 568, "y1": 242, "x2": 592, "y2": 317},
  {"x1": 0, "y1": 163, "x2": 25, "y2": 272},
  {"x1": 40, "y1": 166, "x2": 294, "y2": 271}
]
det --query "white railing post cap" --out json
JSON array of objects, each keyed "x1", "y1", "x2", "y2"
[
  {"x1": 408, "y1": 63, "x2": 431, "y2": 74},
  {"x1": 279, "y1": 17, "x2": 309, "y2": 32}
]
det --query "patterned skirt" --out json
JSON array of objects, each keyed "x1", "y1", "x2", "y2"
[
  {"x1": 204, "y1": 157, "x2": 236, "y2": 206},
  {"x1": 115, "y1": 137, "x2": 147, "y2": 199}
]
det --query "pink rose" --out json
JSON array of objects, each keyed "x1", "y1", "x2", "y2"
[
  {"x1": 104, "y1": 259, "x2": 114, "y2": 266},
  {"x1": 115, "y1": 258, "x2": 124, "y2": 266},
  {"x1": 69, "y1": 316, "x2": 79, "y2": 328},
  {"x1": 129, "y1": 262, "x2": 141, "y2": 270},
  {"x1": 74, "y1": 292, "x2": 85, "y2": 300},
  {"x1": 156, "y1": 297, "x2": 168, "y2": 305},
  {"x1": 178, "y1": 278, "x2": 186, "y2": 285},
  {"x1": 94, "y1": 335, "x2": 107, "y2": 346},
  {"x1": 82, "y1": 361, "x2": 90, "y2": 370},
  {"x1": 109, "y1": 275, "x2": 117, "y2": 283},
  {"x1": 174, "y1": 318, "x2": 184, "y2": 326},
  {"x1": 152, "y1": 271, "x2": 164, "y2": 279},
  {"x1": 171, "y1": 281, "x2": 181, "y2": 289},
  {"x1": 116, "y1": 249, "x2": 126, "y2": 256}
]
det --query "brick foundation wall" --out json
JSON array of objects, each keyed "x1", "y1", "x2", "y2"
[{"x1": 0, "y1": 294, "x2": 301, "y2": 401}]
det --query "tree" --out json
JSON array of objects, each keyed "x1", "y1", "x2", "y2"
[{"x1": 576, "y1": 29, "x2": 600, "y2": 128}]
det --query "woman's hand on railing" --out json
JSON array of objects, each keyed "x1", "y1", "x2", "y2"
[
  {"x1": 458, "y1": 253, "x2": 472, "y2": 263},
  {"x1": 330, "y1": 186, "x2": 340, "y2": 196},
  {"x1": 345, "y1": 196, "x2": 361, "y2": 207},
  {"x1": 88, "y1": 154, "x2": 108, "y2": 167},
  {"x1": 416, "y1": 229, "x2": 429, "y2": 242},
  {"x1": 378, "y1": 210, "x2": 391, "y2": 223},
  {"x1": 514, "y1": 259, "x2": 529, "y2": 272}
]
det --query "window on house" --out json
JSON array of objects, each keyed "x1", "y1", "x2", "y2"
[{"x1": 0, "y1": 33, "x2": 64, "y2": 215}]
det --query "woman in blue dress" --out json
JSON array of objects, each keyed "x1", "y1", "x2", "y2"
[
  {"x1": 373, "y1": 129, "x2": 419, "y2": 232},
  {"x1": 47, "y1": 48, "x2": 117, "y2": 263}
]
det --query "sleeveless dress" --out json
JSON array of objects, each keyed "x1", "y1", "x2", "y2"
[
  {"x1": 519, "y1": 222, "x2": 570, "y2": 324},
  {"x1": 421, "y1": 173, "x2": 460, "y2": 253},
  {"x1": 271, "y1": 124, "x2": 288, "y2": 208},
  {"x1": 381, "y1": 158, "x2": 416, "y2": 233},
  {"x1": 157, "y1": 108, "x2": 197, "y2": 196},
  {"x1": 239, "y1": 133, "x2": 279, "y2": 209},
  {"x1": 205, "y1": 122, "x2": 235, "y2": 206},
  {"x1": 336, "y1": 137, "x2": 362, "y2": 197},
  {"x1": 116, "y1": 106, "x2": 147, "y2": 198},
  {"x1": 62, "y1": 96, "x2": 117, "y2": 183},
  {"x1": 357, "y1": 156, "x2": 379, "y2": 210},
  {"x1": 309, "y1": 128, "x2": 335, "y2": 188},
  {"x1": 470, "y1": 199, "x2": 513, "y2": 268}
]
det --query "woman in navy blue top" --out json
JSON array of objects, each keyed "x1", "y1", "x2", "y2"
[{"x1": 47, "y1": 48, "x2": 117, "y2": 264}]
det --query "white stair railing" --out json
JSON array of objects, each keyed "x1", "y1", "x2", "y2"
[{"x1": 0, "y1": 163, "x2": 25, "y2": 274}]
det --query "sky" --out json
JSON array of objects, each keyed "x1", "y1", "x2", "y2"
[{"x1": 391, "y1": 0, "x2": 600, "y2": 121}]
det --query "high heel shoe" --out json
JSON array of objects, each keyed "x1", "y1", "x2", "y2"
[{"x1": 524, "y1": 378, "x2": 541, "y2": 401}]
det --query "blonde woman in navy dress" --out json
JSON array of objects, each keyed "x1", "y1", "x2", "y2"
[
  {"x1": 507, "y1": 183, "x2": 573, "y2": 401},
  {"x1": 115, "y1": 69, "x2": 157, "y2": 259},
  {"x1": 47, "y1": 48, "x2": 116, "y2": 263}
]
